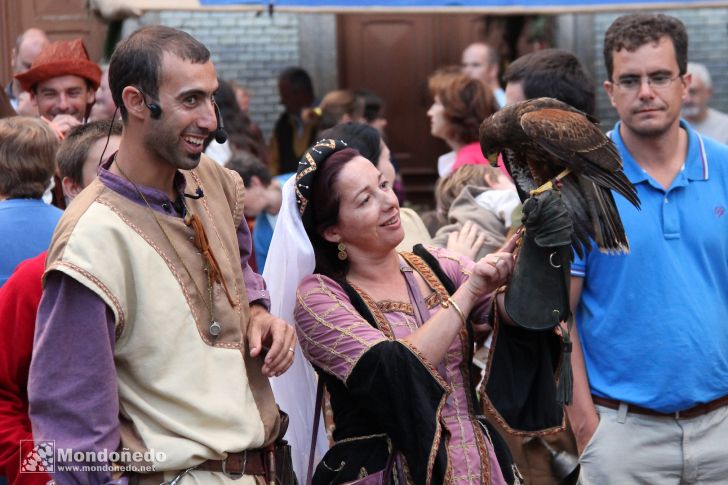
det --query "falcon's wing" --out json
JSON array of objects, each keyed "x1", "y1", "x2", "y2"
[{"x1": 520, "y1": 108, "x2": 639, "y2": 208}]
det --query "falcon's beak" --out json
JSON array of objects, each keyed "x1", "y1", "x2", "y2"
[{"x1": 486, "y1": 152, "x2": 499, "y2": 167}]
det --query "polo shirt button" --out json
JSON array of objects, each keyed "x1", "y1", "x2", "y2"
[{"x1": 664, "y1": 197, "x2": 669, "y2": 204}]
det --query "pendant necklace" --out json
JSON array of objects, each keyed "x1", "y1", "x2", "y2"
[{"x1": 115, "y1": 159, "x2": 233, "y2": 338}]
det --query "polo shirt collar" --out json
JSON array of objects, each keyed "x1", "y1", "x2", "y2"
[{"x1": 608, "y1": 120, "x2": 709, "y2": 186}]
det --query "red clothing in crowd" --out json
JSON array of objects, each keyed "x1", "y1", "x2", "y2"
[
  {"x1": 452, "y1": 142, "x2": 511, "y2": 179},
  {"x1": 0, "y1": 252, "x2": 50, "y2": 485}
]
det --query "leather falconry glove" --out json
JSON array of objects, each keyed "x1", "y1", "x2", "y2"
[
  {"x1": 504, "y1": 190, "x2": 573, "y2": 330},
  {"x1": 502, "y1": 190, "x2": 577, "y2": 405}
]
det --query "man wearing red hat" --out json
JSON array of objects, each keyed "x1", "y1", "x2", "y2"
[{"x1": 15, "y1": 38, "x2": 101, "y2": 139}]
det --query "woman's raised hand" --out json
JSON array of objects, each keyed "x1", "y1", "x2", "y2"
[{"x1": 466, "y1": 231, "x2": 519, "y2": 297}]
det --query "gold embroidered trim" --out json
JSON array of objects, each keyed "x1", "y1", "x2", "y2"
[
  {"x1": 479, "y1": 299, "x2": 567, "y2": 437},
  {"x1": 223, "y1": 165, "x2": 247, "y2": 229},
  {"x1": 376, "y1": 300, "x2": 414, "y2": 315},
  {"x1": 51, "y1": 261, "x2": 126, "y2": 339},
  {"x1": 296, "y1": 275, "x2": 387, "y2": 382},
  {"x1": 397, "y1": 340, "x2": 450, "y2": 392},
  {"x1": 334, "y1": 433, "x2": 389, "y2": 445},
  {"x1": 473, "y1": 417, "x2": 491, "y2": 484},
  {"x1": 374, "y1": 293, "x2": 440, "y2": 315},
  {"x1": 427, "y1": 389, "x2": 448, "y2": 485},
  {"x1": 424, "y1": 292, "x2": 440, "y2": 308},
  {"x1": 399, "y1": 252, "x2": 450, "y2": 305},
  {"x1": 347, "y1": 282, "x2": 396, "y2": 340}
]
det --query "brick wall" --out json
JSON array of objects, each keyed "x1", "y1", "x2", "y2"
[
  {"x1": 123, "y1": 10, "x2": 336, "y2": 140},
  {"x1": 123, "y1": 8, "x2": 728, "y2": 140}
]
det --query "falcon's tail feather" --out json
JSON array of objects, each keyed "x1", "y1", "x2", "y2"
[
  {"x1": 581, "y1": 164, "x2": 640, "y2": 209},
  {"x1": 580, "y1": 175, "x2": 630, "y2": 254}
]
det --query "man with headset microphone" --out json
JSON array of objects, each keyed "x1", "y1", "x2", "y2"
[{"x1": 29, "y1": 25, "x2": 297, "y2": 484}]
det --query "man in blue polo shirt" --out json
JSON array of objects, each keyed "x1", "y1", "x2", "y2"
[{"x1": 567, "y1": 13, "x2": 728, "y2": 484}]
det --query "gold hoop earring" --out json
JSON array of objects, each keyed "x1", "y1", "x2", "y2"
[{"x1": 337, "y1": 242, "x2": 348, "y2": 261}]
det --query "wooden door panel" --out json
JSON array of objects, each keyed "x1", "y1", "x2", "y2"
[
  {"x1": 29, "y1": 0, "x2": 88, "y2": 17},
  {"x1": 21, "y1": 0, "x2": 107, "y2": 62},
  {"x1": 338, "y1": 13, "x2": 485, "y2": 207}
]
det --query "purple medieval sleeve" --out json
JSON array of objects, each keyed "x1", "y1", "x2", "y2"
[
  {"x1": 237, "y1": 217, "x2": 270, "y2": 310},
  {"x1": 28, "y1": 271, "x2": 127, "y2": 485}
]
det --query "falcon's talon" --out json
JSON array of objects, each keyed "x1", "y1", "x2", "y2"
[
  {"x1": 529, "y1": 167, "x2": 572, "y2": 196},
  {"x1": 530, "y1": 181, "x2": 554, "y2": 196}
]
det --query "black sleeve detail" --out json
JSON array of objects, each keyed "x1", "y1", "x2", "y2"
[
  {"x1": 485, "y1": 324, "x2": 563, "y2": 431},
  {"x1": 337, "y1": 279, "x2": 378, "y2": 329},
  {"x1": 345, "y1": 341, "x2": 448, "y2": 485}
]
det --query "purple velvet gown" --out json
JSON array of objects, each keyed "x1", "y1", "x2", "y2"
[{"x1": 295, "y1": 246, "x2": 507, "y2": 485}]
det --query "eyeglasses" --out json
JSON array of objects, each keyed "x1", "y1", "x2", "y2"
[{"x1": 612, "y1": 73, "x2": 682, "y2": 91}]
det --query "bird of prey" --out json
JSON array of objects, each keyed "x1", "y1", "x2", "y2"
[{"x1": 479, "y1": 97, "x2": 640, "y2": 257}]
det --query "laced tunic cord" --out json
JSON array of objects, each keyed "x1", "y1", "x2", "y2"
[{"x1": 114, "y1": 158, "x2": 235, "y2": 337}]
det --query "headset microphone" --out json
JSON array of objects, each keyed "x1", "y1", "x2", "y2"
[
  {"x1": 147, "y1": 102, "x2": 162, "y2": 119},
  {"x1": 184, "y1": 187, "x2": 205, "y2": 199},
  {"x1": 212, "y1": 102, "x2": 228, "y2": 144},
  {"x1": 136, "y1": 87, "x2": 162, "y2": 119}
]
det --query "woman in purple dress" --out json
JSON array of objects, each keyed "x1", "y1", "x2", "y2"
[{"x1": 286, "y1": 138, "x2": 527, "y2": 485}]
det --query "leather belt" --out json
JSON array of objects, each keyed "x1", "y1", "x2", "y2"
[
  {"x1": 592, "y1": 394, "x2": 728, "y2": 420},
  {"x1": 196, "y1": 449, "x2": 267, "y2": 478}
]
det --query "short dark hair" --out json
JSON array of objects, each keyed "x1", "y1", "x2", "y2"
[
  {"x1": 278, "y1": 67, "x2": 313, "y2": 97},
  {"x1": 355, "y1": 89, "x2": 385, "y2": 123},
  {"x1": 109, "y1": 26, "x2": 210, "y2": 122},
  {"x1": 603, "y1": 13, "x2": 688, "y2": 80},
  {"x1": 56, "y1": 120, "x2": 122, "y2": 184},
  {"x1": 305, "y1": 148, "x2": 361, "y2": 278},
  {"x1": 504, "y1": 48, "x2": 596, "y2": 115},
  {"x1": 319, "y1": 122, "x2": 381, "y2": 168},
  {"x1": 225, "y1": 152, "x2": 271, "y2": 187}
]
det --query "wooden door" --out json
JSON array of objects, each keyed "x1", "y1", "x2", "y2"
[
  {"x1": 338, "y1": 13, "x2": 484, "y2": 207},
  {"x1": 1, "y1": 0, "x2": 107, "y2": 88}
]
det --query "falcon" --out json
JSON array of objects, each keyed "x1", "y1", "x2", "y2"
[{"x1": 479, "y1": 97, "x2": 640, "y2": 257}]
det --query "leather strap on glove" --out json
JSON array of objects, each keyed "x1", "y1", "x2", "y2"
[{"x1": 504, "y1": 190, "x2": 573, "y2": 330}]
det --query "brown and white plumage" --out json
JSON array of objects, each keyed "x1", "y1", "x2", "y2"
[{"x1": 479, "y1": 97, "x2": 640, "y2": 257}]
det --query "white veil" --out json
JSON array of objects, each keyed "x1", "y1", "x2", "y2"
[{"x1": 263, "y1": 176, "x2": 328, "y2": 482}]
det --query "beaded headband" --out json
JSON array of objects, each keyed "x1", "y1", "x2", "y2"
[{"x1": 295, "y1": 138, "x2": 349, "y2": 230}]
